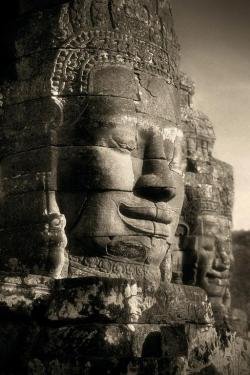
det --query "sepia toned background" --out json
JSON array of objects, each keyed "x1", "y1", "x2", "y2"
[{"x1": 173, "y1": 0, "x2": 250, "y2": 230}]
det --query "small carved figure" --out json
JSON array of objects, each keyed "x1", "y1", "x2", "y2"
[
  {"x1": 171, "y1": 222, "x2": 189, "y2": 284},
  {"x1": 44, "y1": 213, "x2": 68, "y2": 279}
]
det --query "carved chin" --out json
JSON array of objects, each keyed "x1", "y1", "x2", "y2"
[{"x1": 106, "y1": 237, "x2": 149, "y2": 263}]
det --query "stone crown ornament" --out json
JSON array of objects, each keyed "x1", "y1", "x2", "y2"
[{"x1": 51, "y1": 0, "x2": 180, "y2": 95}]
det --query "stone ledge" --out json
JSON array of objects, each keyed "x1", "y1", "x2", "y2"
[
  {"x1": 0, "y1": 275, "x2": 214, "y2": 325},
  {"x1": 0, "y1": 274, "x2": 54, "y2": 314}
]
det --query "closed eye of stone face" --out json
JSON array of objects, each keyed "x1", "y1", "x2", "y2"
[
  {"x1": 203, "y1": 244, "x2": 214, "y2": 252},
  {"x1": 108, "y1": 125, "x2": 137, "y2": 152},
  {"x1": 110, "y1": 134, "x2": 137, "y2": 152},
  {"x1": 81, "y1": 114, "x2": 138, "y2": 152}
]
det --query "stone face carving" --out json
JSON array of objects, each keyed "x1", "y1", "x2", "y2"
[
  {"x1": 0, "y1": 0, "x2": 234, "y2": 310},
  {"x1": 56, "y1": 68, "x2": 185, "y2": 288},
  {"x1": 0, "y1": 0, "x2": 184, "y2": 291},
  {"x1": 193, "y1": 216, "x2": 232, "y2": 318}
]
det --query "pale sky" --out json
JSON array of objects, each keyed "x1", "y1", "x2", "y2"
[{"x1": 172, "y1": 0, "x2": 250, "y2": 230}]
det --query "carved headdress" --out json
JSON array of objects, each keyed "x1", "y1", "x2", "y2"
[{"x1": 51, "y1": 0, "x2": 180, "y2": 95}]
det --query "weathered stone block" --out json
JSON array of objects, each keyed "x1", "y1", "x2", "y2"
[
  {"x1": 1, "y1": 147, "x2": 57, "y2": 177},
  {"x1": 45, "y1": 278, "x2": 213, "y2": 325},
  {"x1": 0, "y1": 192, "x2": 49, "y2": 227},
  {"x1": 0, "y1": 274, "x2": 53, "y2": 314},
  {"x1": 1, "y1": 173, "x2": 56, "y2": 196}
]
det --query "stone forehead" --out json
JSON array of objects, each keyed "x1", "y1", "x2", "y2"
[
  {"x1": 77, "y1": 66, "x2": 181, "y2": 124},
  {"x1": 83, "y1": 96, "x2": 181, "y2": 133},
  {"x1": 198, "y1": 215, "x2": 232, "y2": 238}
]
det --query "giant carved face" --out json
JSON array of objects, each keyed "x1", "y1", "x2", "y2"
[
  {"x1": 194, "y1": 216, "x2": 233, "y2": 310},
  {"x1": 56, "y1": 66, "x2": 185, "y2": 286}
]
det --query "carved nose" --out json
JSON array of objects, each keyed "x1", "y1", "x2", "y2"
[
  {"x1": 214, "y1": 252, "x2": 231, "y2": 271},
  {"x1": 135, "y1": 134, "x2": 176, "y2": 202},
  {"x1": 135, "y1": 159, "x2": 176, "y2": 202}
]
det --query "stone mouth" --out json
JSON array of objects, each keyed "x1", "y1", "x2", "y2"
[
  {"x1": 118, "y1": 202, "x2": 171, "y2": 238},
  {"x1": 205, "y1": 271, "x2": 230, "y2": 287},
  {"x1": 119, "y1": 203, "x2": 172, "y2": 224}
]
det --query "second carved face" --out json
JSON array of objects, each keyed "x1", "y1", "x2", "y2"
[{"x1": 194, "y1": 217, "x2": 233, "y2": 307}]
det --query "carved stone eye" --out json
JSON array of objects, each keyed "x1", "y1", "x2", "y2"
[{"x1": 203, "y1": 245, "x2": 214, "y2": 252}]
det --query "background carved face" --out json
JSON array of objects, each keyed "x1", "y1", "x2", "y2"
[
  {"x1": 195, "y1": 218, "x2": 233, "y2": 299},
  {"x1": 56, "y1": 66, "x2": 185, "y2": 282}
]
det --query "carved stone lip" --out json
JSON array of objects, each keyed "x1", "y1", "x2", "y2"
[
  {"x1": 118, "y1": 202, "x2": 171, "y2": 237},
  {"x1": 206, "y1": 270, "x2": 230, "y2": 279},
  {"x1": 119, "y1": 203, "x2": 172, "y2": 224},
  {"x1": 205, "y1": 270, "x2": 230, "y2": 286}
]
